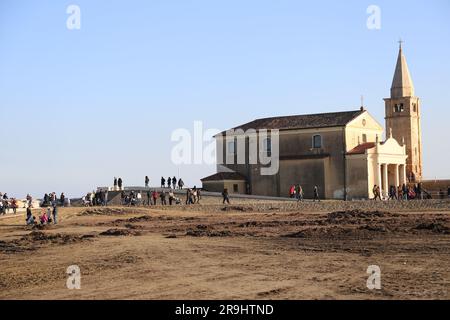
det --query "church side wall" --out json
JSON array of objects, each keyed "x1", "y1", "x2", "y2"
[{"x1": 346, "y1": 155, "x2": 369, "y2": 199}]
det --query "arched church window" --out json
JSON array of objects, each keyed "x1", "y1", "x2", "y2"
[
  {"x1": 312, "y1": 135, "x2": 322, "y2": 149},
  {"x1": 263, "y1": 137, "x2": 272, "y2": 156}
]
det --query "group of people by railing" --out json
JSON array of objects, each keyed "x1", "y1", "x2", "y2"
[
  {"x1": 119, "y1": 186, "x2": 201, "y2": 206},
  {"x1": 372, "y1": 183, "x2": 449, "y2": 200},
  {"x1": 159, "y1": 176, "x2": 184, "y2": 189}
]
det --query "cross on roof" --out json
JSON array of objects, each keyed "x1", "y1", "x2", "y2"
[{"x1": 398, "y1": 38, "x2": 404, "y2": 49}]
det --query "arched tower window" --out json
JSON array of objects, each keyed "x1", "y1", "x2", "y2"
[{"x1": 312, "y1": 135, "x2": 322, "y2": 149}]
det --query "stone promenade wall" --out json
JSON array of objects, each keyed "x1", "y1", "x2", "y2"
[{"x1": 151, "y1": 199, "x2": 450, "y2": 213}]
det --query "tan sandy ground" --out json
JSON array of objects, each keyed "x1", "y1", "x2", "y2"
[{"x1": 0, "y1": 203, "x2": 448, "y2": 300}]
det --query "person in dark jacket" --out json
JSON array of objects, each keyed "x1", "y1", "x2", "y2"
[
  {"x1": 222, "y1": 188, "x2": 230, "y2": 204},
  {"x1": 52, "y1": 204, "x2": 58, "y2": 224},
  {"x1": 118, "y1": 178, "x2": 123, "y2": 190},
  {"x1": 161, "y1": 177, "x2": 166, "y2": 188},
  {"x1": 172, "y1": 177, "x2": 177, "y2": 189}
]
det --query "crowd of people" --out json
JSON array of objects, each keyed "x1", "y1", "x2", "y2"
[
  {"x1": 372, "y1": 183, "x2": 431, "y2": 200},
  {"x1": 0, "y1": 192, "x2": 18, "y2": 215},
  {"x1": 116, "y1": 186, "x2": 201, "y2": 207},
  {"x1": 42, "y1": 192, "x2": 67, "y2": 207},
  {"x1": 3, "y1": 179, "x2": 449, "y2": 228},
  {"x1": 82, "y1": 190, "x2": 108, "y2": 206},
  {"x1": 25, "y1": 205, "x2": 58, "y2": 226}
]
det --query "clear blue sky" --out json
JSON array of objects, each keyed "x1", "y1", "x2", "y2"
[{"x1": 1, "y1": 0, "x2": 449, "y2": 198}]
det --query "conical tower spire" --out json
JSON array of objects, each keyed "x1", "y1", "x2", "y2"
[{"x1": 391, "y1": 41, "x2": 415, "y2": 98}]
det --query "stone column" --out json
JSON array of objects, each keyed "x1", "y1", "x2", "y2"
[
  {"x1": 402, "y1": 164, "x2": 407, "y2": 185},
  {"x1": 394, "y1": 164, "x2": 399, "y2": 187},
  {"x1": 383, "y1": 163, "x2": 389, "y2": 198},
  {"x1": 377, "y1": 163, "x2": 382, "y2": 194}
]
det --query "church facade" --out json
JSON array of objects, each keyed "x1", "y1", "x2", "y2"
[{"x1": 201, "y1": 45, "x2": 423, "y2": 200}]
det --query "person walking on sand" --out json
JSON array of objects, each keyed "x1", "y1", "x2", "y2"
[
  {"x1": 372, "y1": 185, "x2": 381, "y2": 200},
  {"x1": 296, "y1": 184, "x2": 304, "y2": 202},
  {"x1": 222, "y1": 188, "x2": 230, "y2": 204},
  {"x1": 313, "y1": 186, "x2": 320, "y2": 202}
]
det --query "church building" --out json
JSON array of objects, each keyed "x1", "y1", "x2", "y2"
[{"x1": 201, "y1": 44, "x2": 423, "y2": 200}]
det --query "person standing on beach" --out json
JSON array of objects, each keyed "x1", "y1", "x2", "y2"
[
  {"x1": 152, "y1": 190, "x2": 158, "y2": 205},
  {"x1": 104, "y1": 189, "x2": 108, "y2": 206},
  {"x1": 168, "y1": 189, "x2": 174, "y2": 205},
  {"x1": 52, "y1": 204, "x2": 58, "y2": 224},
  {"x1": 146, "y1": 190, "x2": 151, "y2": 206},
  {"x1": 167, "y1": 177, "x2": 172, "y2": 188},
  {"x1": 26, "y1": 194, "x2": 33, "y2": 208},
  {"x1": 178, "y1": 179, "x2": 184, "y2": 190},
  {"x1": 60, "y1": 193, "x2": 65, "y2": 206},
  {"x1": 145, "y1": 176, "x2": 149, "y2": 188},
  {"x1": 160, "y1": 190, "x2": 167, "y2": 205},
  {"x1": 118, "y1": 178, "x2": 123, "y2": 190},
  {"x1": 161, "y1": 177, "x2": 166, "y2": 188}
]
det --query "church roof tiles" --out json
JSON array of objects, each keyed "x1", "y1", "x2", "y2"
[{"x1": 221, "y1": 109, "x2": 364, "y2": 134}]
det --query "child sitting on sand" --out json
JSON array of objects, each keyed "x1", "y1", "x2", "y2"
[{"x1": 39, "y1": 209, "x2": 48, "y2": 225}]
